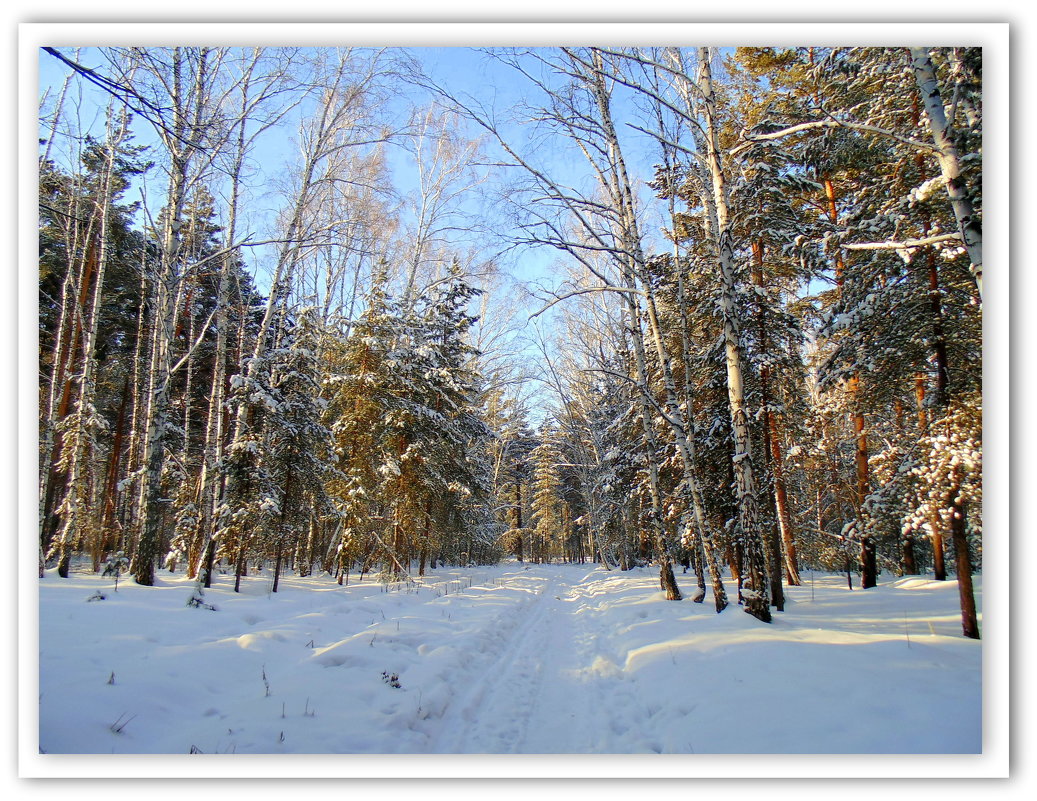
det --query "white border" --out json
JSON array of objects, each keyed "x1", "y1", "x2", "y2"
[
  {"x1": 15, "y1": 16, "x2": 1012, "y2": 786},
  {"x1": 19, "y1": 20, "x2": 1013, "y2": 46}
]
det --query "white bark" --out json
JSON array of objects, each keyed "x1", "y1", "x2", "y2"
[
  {"x1": 693, "y1": 46, "x2": 772, "y2": 621},
  {"x1": 51, "y1": 103, "x2": 132, "y2": 574},
  {"x1": 132, "y1": 47, "x2": 213, "y2": 584},
  {"x1": 910, "y1": 47, "x2": 983, "y2": 300},
  {"x1": 39, "y1": 114, "x2": 105, "y2": 567},
  {"x1": 192, "y1": 48, "x2": 282, "y2": 583}
]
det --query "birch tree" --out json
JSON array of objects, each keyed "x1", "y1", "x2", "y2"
[
  {"x1": 214, "y1": 48, "x2": 392, "y2": 584},
  {"x1": 909, "y1": 47, "x2": 982, "y2": 301},
  {"x1": 186, "y1": 46, "x2": 302, "y2": 584},
  {"x1": 42, "y1": 94, "x2": 144, "y2": 577},
  {"x1": 127, "y1": 46, "x2": 220, "y2": 585}
]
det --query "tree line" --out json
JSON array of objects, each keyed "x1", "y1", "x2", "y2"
[{"x1": 37, "y1": 46, "x2": 982, "y2": 638}]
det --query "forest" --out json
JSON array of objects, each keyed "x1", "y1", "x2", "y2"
[{"x1": 37, "y1": 45, "x2": 982, "y2": 644}]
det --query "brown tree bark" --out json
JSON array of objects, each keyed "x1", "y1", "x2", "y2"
[
  {"x1": 272, "y1": 543, "x2": 283, "y2": 593},
  {"x1": 916, "y1": 367, "x2": 947, "y2": 581},
  {"x1": 948, "y1": 470, "x2": 979, "y2": 639},
  {"x1": 752, "y1": 240, "x2": 801, "y2": 591},
  {"x1": 99, "y1": 375, "x2": 131, "y2": 561},
  {"x1": 513, "y1": 480, "x2": 524, "y2": 561},
  {"x1": 896, "y1": 389, "x2": 918, "y2": 576},
  {"x1": 826, "y1": 177, "x2": 876, "y2": 589},
  {"x1": 851, "y1": 373, "x2": 877, "y2": 588}
]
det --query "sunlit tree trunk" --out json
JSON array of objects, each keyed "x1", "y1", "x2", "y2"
[
  {"x1": 823, "y1": 176, "x2": 877, "y2": 589},
  {"x1": 910, "y1": 47, "x2": 982, "y2": 301},
  {"x1": 694, "y1": 47, "x2": 771, "y2": 621},
  {"x1": 132, "y1": 47, "x2": 211, "y2": 585},
  {"x1": 51, "y1": 104, "x2": 132, "y2": 577},
  {"x1": 948, "y1": 466, "x2": 979, "y2": 639},
  {"x1": 752, "y1": 240, "x2": 799, "y2": 596}
]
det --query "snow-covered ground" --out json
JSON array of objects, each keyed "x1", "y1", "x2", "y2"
[{"x1": 37, "y1": 561, "x2": 980, "y2": 756}]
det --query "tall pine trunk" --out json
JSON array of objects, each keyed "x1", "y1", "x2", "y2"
[{"x1": 948, "y1": 469, "x2": 979, "y2": 639}]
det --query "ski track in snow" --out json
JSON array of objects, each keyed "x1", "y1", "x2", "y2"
[
  {"x1": 435, "y1": 568, "x2": 558, "y2": 752},
  {"x1": 436, "y1": 565, "x2": 615, "y2": 753},
  {"x1": 38, "y1": 561, "x2": 983, "y2": 755}
]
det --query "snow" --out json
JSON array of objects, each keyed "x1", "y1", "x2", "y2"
[{"x1": 37, "y1": 562, "x2": 980, "y2": 757}]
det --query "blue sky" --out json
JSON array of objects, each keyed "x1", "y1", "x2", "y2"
[
  {"x1": 35, "y1": 44, "x2": 692, "y2": 421},
  {"x1": 38, "y1": 45, "x2": 669, "y2": 277}
]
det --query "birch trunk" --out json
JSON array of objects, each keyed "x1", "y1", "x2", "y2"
[
  {"x1": 585, "y1": 48, "x2": 735, "y2": 606},
  {"x1": 52, "y1": 105, "x2": 132, "y2": 576},
  {"x1": 132, "y1": 47, "x2": 210, "y2": 585},
  {"x1": 655, "y1": 67, "x2": 730, "y2": 607},
  {"x1": 586, "y1": 54, "x2": 678, "y2": 597},
  {"x1": 695, "y1": 47, "x2": 771, "y2": 622},
  {"x1": 910, "y1": 47, "x2": 983, "y2": 301},
  {"x1": 190, "y1": 82, "x2": 248, "y2": 583}
]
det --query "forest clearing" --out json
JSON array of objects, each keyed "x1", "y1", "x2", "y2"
[{"x1": 39, "y1": 561, "x2": 980, "y2": 755}]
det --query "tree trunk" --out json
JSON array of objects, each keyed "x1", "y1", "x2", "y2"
[
  {"x1": 824, "y1": 174, "x2": 875, "y2": 590},
  {"x1": 751, "y1": 241, "x2": 799, "y2": 595},
  {"x1": 760, "y1": 368, "x2": 785, "y2": 610},
  {"x1": 132, "y1": 47, "x2": 210, "y2": 586},
  {"x1": 932, "y1": 520, "x2": 948, "y2": 581},
  {"x1": 202, "y1": 539, "x2": 216, "y2": 588},
  {"x1": 851, "y1": 375, "x2": 877, "y2": 588},
  {"x1": 272, "y1": 543, "x2": 283, "y2": 593},
  {"x1": 119, "y1": 251, "x2": 152, "y2": 558},
  {"x1": 514, "y1": 480, "x2": 524, "y2": 562},
  {"x1": 948, "y1": 473, "x2": 979, "y2": 639},
  {"x1": 768, "y1": 412, "x2": 801, "y2": 585},
  {"x1": 910, "y1": 47, "x2": 982, "y2": 300},
  {"x1": 100, "y1": 376, "x2": 130, "y2": 555},
  {"x1": 696, "y1": 47, "x2": 770, "y2": 622},
  {"x1": 233, "y1": 544, "x2": 244, "y2": 592},
  {"x1": 915, "y1": 368, "x2": 948, "y2": 582}
]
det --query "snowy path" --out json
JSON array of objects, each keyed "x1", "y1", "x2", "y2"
[
  {"x1": 435, "y1": 565, "x2": 612, "y2": 753},
  {"x1": 38, "y1": 561, "x2": 982, "y2": 755}
]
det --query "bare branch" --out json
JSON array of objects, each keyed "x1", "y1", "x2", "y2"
[
  {"x1": 42, "y1": 47, "x2": 206, "y2": 151},
  {"x1": 842, "y1": 233, "x2": 963, "y2": 251},
  {"x1": 528, "y1": 285, "x2": 646, "y2": 320},
  {"x1": 729, "y1": 119, "x2": 939, "y2": 157}
]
